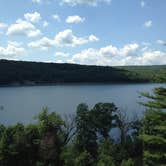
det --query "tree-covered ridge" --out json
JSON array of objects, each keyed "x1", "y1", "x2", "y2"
[
  {"x1": 118, "y1": 65, "x2": 166, "y2": 83},
  {"x1": 1, "y1": 60, "x2": 165, "y2": 86},
  {"x1": 0, "y1": 87, "x2": 165, "y2": 166}
]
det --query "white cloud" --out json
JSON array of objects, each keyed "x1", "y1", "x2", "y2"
[
  {"x1": 28, "y1": 37, "x2": 54, "y2": 50},
  {"x1": 144, "y1": 20, "x2": 152, "y2": 28},
  {"x1": 28, "y1": 29, "x2": 99, "y2": 49},
  {"x1": 52, "y1": 14, "x2": 61, "y2": 22},
  {"x1": 7, "y1": 41, "x2": 23, "y2": 47},
  {"x1": 55, "y1": 52, "x2": 70, "y2": 57},
  {"x1": 66, "y1": 15, "x2": 85, "y2": 24},
  {"x1": 156, "y1": 40, "x2": 166, "y2": 46},
  {"x1": 0, "y1": 22, "x2": 8, "y2": 29},
  {"x1": 55, "y1": 59, "x2": 64, "y2": 63},
  {"x1": 6, "y1": 19, "x2": 41, "y2": 37},
  {"x1": 0, "y1": 22, "x2": 8, "y2": 34},
  {"x1": 66, "y1": 43, "x2": 166, "y2": 66},
  {"x1": 24, "y1": 12, "x2": 41, "y2": 23},
  {"x1": 0, "y1": 41, "x2": 25, "y2": 57},
  {"x1": 32, "y1": 0, "x2": 111, "y2": 6},
  {"x1": 100, "y1": 45, "x2": 118, "y2": 57},
  {"x1": 32, "y1": 0, "x2": 52, "y2": 4},
  {"x1": 141, "y1": 1, "x2": 145, "y2": 8},
  {"x1": 119, "y1": 43, "x2": 139, "y2": 56},
  {"x1": 32, "y1": 0, "x2": 42, "y2": 3},
  {"x1": 88, "y1": 35, "x2": 99, "y2": 42},
  {"x1": 60, "y1": 0, "x2": 111, "y2": 6},
  {"x1": 43, "y1": 21, "x2": 49, "y2": 27},
  {"x1": 55, "y1": 29, "x2": 87, "y2": 47},
  {"x1": 55, "y1": 29, "x2": 99, "y2": 47},
  {"x1": 138, "y1": 51, "x2": 166, "y2": 65}
]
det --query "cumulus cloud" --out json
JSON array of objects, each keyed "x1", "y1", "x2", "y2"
[
  {"x1": 55, "y1": 52, "x2": 70, "y2": 57},
  {"x1": 0, "y1": 41, "x2": 25, "y2": 57},
  {"x1": 28, "y1": 29, "x2": 99, "y2": 49},
  {"x1": 24, "y1": 12, "x2": 41, "y2": 23},
  {"x1": 52, "y1": 14, "x2": 61, "y2": 22},
  {"x1": 66, "y1": 43, "x2": 166, "y2": 66},
  {"x1": 43, "y1": 21, "x2": 49, "y2": 27},
  {"x1": 6, "y1": 19, "x2": 41, "y2": 37},
  {"x1": 144, "y1": 20, "x2": 152, "y2": 28},
  {"x1": 28, "y1": 37, "x2": 54, "y2": 50},
  {"x1": 119, "y1": 43, "x2": 139, "y2": 56},
  {"x1": 66, "y1": 15, "x2": 85, "y2": 24},
  {"x1": 88, "y1": 35, "x2": 99, "y2": 42},
  {"x1": 54, "y1": 29, "x2": 99, "y2": 47},
  {"x1": 156, "y1": 40, "x2": 166, "y2": 46},
  {"x1": 137, "y1": 51, "x2": 166, "y2": 65},
  {"x1": 54, "y1": 29, "x2": 88, "y2": 47},
  {"x1": 60, "y1": 0, "x2": 111, "y2": 6}
]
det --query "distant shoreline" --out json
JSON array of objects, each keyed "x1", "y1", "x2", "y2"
[{"x1": 0, "y1": 82, "x2": 165, "y2": 88}]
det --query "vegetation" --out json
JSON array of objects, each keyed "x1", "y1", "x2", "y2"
[
  {"x1": 140, "y1": 87, "x2": 166, "y2": 166},
  {"x1": 1, "y1": 60, "x2": 166, "y2": 86},
  {"x1": 119, "y1": 65, "x2": 166, "y2": 83},
  {"x1": 0, "y1": 87, "x2": 165, "y2": 166}
]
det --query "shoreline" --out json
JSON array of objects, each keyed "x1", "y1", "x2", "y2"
[{"x1": 0, "y1": 82, "x2": 165, "y2": 88}]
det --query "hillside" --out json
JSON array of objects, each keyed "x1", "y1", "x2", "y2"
[
  {"x1": 118, "y1": 65, "x2": 166, "y2": 83},
  {"x1": 0, "y1": 60, "x2": 165, "y2": 86}
]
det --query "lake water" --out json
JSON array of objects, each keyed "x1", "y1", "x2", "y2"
[{"x1": 0, "y1": 83, "x2": 165, "y2": 125}]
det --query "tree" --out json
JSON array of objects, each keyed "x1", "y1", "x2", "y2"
[
  {"x1": 97, "y1": 139, "x2": 115, "y2": 166},
  {"x1": 120, "y1": 158, "x2": 134, "y2": 166},
  {"x1": 116, "y1": 110, "x2": 131, "y2": 145},
  {"x1": 91, "y1": 103, "x2": 118, "y2": 139},
  {"x1": 0, "y1": 123, "x2": 28, "y2": 166},
  {"x1": 140, "y1": 87, "x2": 166, "y2": 166},
  {"x1": 36, "y1": 107, "x2": 65, "y2": 166},
  {"x1": 75, "y1": 103, "x2": 98, "y2": 160},
  {"x1": 74, "y1": 151, "x2": 93, "y2": 166}
]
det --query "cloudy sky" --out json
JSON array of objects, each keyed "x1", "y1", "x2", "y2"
[{"x1": 0, "y1": 0, "x2": 166, "y2": 66}]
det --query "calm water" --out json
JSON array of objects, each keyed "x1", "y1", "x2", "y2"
[{"x1": 0, "y1": 83, "x2": 165, "y2": 125}]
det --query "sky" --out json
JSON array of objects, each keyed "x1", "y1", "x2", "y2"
[{"x1": 0, "y1": 0, "x2": 166, "y2": 66}]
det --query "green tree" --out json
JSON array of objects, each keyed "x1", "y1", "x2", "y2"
[
  {"x1": 97, "y1": 139, "x2": 115, "y2": 166},
  {"x1": 36, "y1": 107, "x2": 65, "y2": 166},
  {"x1": 0, "y1": 123, "x2": 28, "y2": 166},
  {"x1": 120, "y1": 158, "x2": 134, "y2": 166},
  {"x1": 91, "y1": 103, "x2": 118, "y2": 139},
  {"x1": 75, "y1": 103, "x2": 98, "y2": 160},
  {"x1": 74, "y1": 151, "x2": 93, "y2": 166},
  {"x1": 140, "y1": 87, "x2": 166, "y2": 166}
]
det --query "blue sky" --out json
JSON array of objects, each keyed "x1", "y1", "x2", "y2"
[{"x1": 0, "y1": 0, "x2": 166, "y2": 65}]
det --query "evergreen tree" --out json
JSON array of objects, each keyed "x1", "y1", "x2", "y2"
[{"x1": 140, "y1": 87, "x2": 166, "y2": 166}]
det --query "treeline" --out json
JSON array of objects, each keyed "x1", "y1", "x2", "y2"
[
  {"x1": 119, "y1": 65, "x2": 166, "y2": 83},
  {"x1": 0, "y1": 87, "x2": 165, "y2": 166},
  {"x1": 0, "y1": 60, "x2": 161, "y2": 86}
]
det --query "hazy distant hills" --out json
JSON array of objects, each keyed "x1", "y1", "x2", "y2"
[{"x1": 0, "y1": 60, "x2": 165, "y2": 86}]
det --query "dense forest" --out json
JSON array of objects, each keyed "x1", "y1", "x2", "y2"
[
  {"x1": 0, "y1": 60, "x2": 166, "y2": 86},
  {"x1": 119, "y1": 65, "x2": 166, "y2": 83},
  {"x1": 0, "y1": 87, "x2": 165, "y2": 166}
]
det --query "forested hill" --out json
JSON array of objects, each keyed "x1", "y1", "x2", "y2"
[
  {"x1": 0, "y1": 60, "x2": 165, "y2": 86},
  {"x1": 118, "y1": 65, "x2": 166, "y2": 83}
]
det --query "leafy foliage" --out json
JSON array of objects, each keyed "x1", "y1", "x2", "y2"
[{"x1": 0, "y1": 87, "x2": 165, "y2": 165}]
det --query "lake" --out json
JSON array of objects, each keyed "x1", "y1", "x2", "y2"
[{"x1": 0, "y1": 83, "x2": 165, "y2": 125}]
